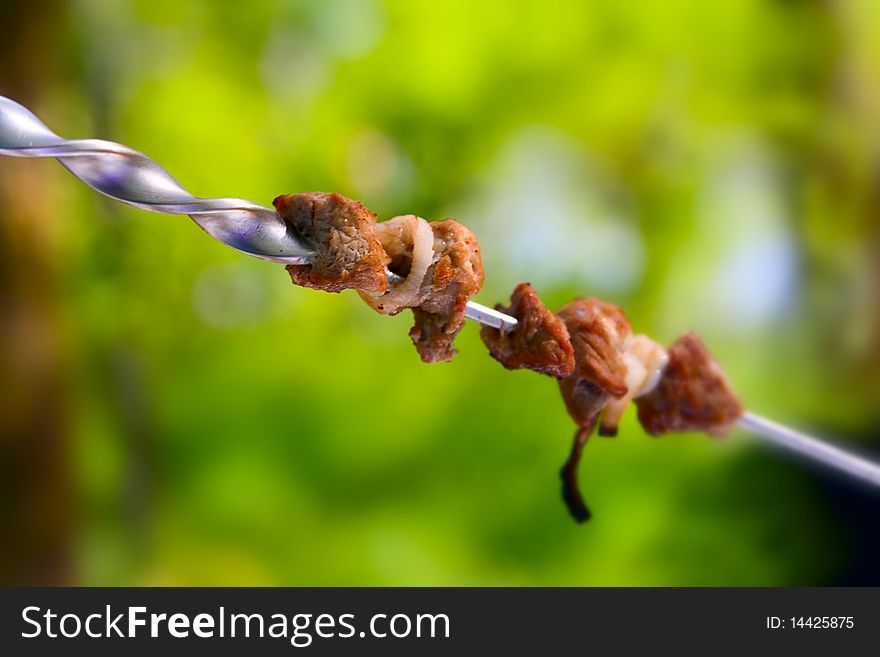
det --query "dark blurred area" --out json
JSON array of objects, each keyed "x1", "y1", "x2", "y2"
[{"x1": 1, "y1": 0, "x2": 878, "y2": 586}]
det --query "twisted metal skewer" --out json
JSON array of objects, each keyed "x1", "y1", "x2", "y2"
[
  {"x1": 2, "y1": 94, "x2": 878, "y2": 487},
  {"x1": 0, "y1": 94, "x2": 511, "y2": 328},
  {"x1": 0, "y1": 95, "x2": 312, "y2": 264}
]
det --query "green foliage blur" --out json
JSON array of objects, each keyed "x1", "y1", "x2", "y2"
[{"x1": 6, "y1": 0, "x2": 880, "y2": 585}]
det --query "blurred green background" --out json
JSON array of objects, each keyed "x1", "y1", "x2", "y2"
[{"x1": 1, "y1": 0, "x2": 879, "y2": 586}]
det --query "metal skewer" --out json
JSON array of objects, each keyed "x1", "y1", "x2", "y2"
[
  {"x1": 738, "y1": 412, "x2": 880, "y2": 487},
  {"x1": 2, "y1": 94, "x2": 878, "y2": 488},
  {"x1": 0, "y1": 96, "x2": 312, "y2": 264},
  {"x1": 0, "y1": 94, "x2": 514, "y2": 329},
  {"x1": 464, "y1": 301, "x2": 517, "y2": 330}
]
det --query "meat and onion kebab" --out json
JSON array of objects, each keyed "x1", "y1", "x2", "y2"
[
  {"x1": 276, "y1": 191, "x2": 744, "y2": 522},
  {"x1": 276, "y1": 192, "x2": 484, "y2": 363},
  {"x1": 359, "y1": 216, "x2": 485, "y2": 362}
]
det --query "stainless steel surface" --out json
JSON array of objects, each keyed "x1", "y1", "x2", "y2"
[{"x1": 0, "y1": 95, "x2": 312, "y2": 264}]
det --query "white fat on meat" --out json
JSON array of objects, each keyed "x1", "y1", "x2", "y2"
[
  {"x1": 362, "y1": 214, "x2": 434, "y2": 314},
  {"x1": 600, "y1": 334, "x2": 669, "y2": 434}
]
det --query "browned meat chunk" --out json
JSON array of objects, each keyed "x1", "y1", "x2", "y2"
[
  {"x1": 360, "y1": 217, "x2": 484, "y2": 362},
  {"x1": 556, "y1": 297, "x2": 631, "y2": 430},
  {"x1": 635, "y1": 333, "x2": 743, "y2": 436},
  {"x1": 409, "y1": 220, "x2": 484, "y2": 362},
  {"x1": 275, "y1": 192, "x2": 389, "y2": 293},
  {"x1": 479, "y1": 283, "x2": 575, "y2": 378},
  {"x1": 409, "y1": 307, "x2": 458, "y2": 362},
  {"x1": 555, "y1": 297, "x2": 632, "y2": 522}
]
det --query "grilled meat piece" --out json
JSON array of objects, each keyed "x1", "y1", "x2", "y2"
[
  {"x1": 408, "y1": 220, "x2": 484, "y2": 363},
  {"x1": 275, "y1": 192, "x2": 389, "y2": 293},
  {"x1": 358, "y1": 216, "x2": 484, "y2": 362},
  {"x1": 556, "y1": 297, "x2": 631, "y2": 431},
  {"x1": 635, "y1": 333, "x2": 743, "y2": 437},
  {"x1": 480, "y1": 283, "x2": 575, "y2": 378},
  {"x1": 554, "y1": 297, "x2": 632, "y2": 522}
]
